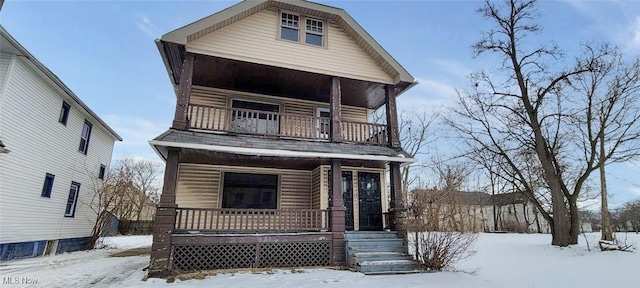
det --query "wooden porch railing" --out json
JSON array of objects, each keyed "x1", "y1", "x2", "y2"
[
  {"x1": 174, "y1": 208, "x2": 329, "y2": 233},
  {"x1": 340, "y1": 120, "x2": 388, "y2": 145},
  {"x1": 186, "y1": 104, "x2": 388, "y2": 145}
]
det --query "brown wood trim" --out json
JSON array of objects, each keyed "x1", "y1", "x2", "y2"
[
  {"x1": 159, "y1": 148, "x2": 180, "y2": 205},
  {"x1": 385, "y1": 85, "x2": 400, "y2": 148},
  {"x1": 171, "y1": 232, "x2": 332, "y2": 246},
  {"x1": 173, "y1": 54, "x2": 195, "y2": 130},
  {"x1": 174, "y1": 208, "x2": 329, "y2": 232},
  {"x1": 330, "y1": 77, "x2": 342, "y2": 142}
]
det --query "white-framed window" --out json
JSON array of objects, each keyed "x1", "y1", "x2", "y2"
[
  {"x1": 64, "y1": 182, "x2": 80, "y2": 217},
  {"x1": 279, "y1": 11, "x2": 325, "y2": 47},
  {"x1": 316, "y1": 107, "x2": 330, "y2": 138},
  {"x1": 280, "y1": 12, "x2": 299, "y2": 42},
  {"x1": 78, "y1": 120, "x2": 92, "y2": 154},
  {"x1": 305, "y1": 18, "x2": 324, "y2": 46}
]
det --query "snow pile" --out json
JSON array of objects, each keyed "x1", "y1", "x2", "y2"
[
  {"x1": 97, "y1": 235, "x2": 153, "y2": 250},
  {"x1": 1, "y1": 233, "x2": 638, "y2": 288}
]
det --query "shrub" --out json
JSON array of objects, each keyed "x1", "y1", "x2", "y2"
[{"x1": 415, "y1": 231, "x2": 478, "y2": 271}]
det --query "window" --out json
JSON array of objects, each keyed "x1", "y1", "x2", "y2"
[
  {"x1": 280, "y1": 12, "x2": 325, "y2": 46},
  {"x1": 41, "y1": 173, "x2": 55, "y2": 198},
  {"x1": 316, "y1": 107, "x2": 330, "y2": 138},
  {"x1": 59, "y1": 102, "x2": 70, "y2": 125},
  {"x1": 64, "y1": 182, "x2": 80, "y2": 217},
  {"x1": 98, "y1": 164, "x2": 106, "y2": 180},
  {"x1": 305, "y1": 18, "x2": 324, "y2": 46},
  {"x1": 222, "y1": 172, "x2": 278, "y2": 209},
  {"x1": 280, "y1": 12, "x2": 299, "y2": 42},
  {"x1": 78, "y1": 120, "x2": 92, "y2": 154}
]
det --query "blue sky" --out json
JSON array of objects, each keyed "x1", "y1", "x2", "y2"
[{"x1": 2, "y1": 0, "x2": 640, "y2": 207}]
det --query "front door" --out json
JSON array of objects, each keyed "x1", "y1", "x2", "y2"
[
  {"x1": 328, "y1": 171, "x2": 354, "y2": 230},
  {"x1": 358, "y1": 172, "x2": 383, "y2": 231}
]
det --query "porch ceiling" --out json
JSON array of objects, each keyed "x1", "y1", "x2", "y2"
[{"x1": 192, "y1": 54, "x2": 387, "y2": 109}]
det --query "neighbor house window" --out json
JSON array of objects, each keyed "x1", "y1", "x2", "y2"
[
  {"x1": 305, "y1": 18, "x2": 324, "y2": 46},
  {"x1": 78, "y1": 120, "x2": 92, "y2": 154},
  {"x1": 64, "y1": 182, "x2": 81, "y2": 217},
  {"x1": 98, "y1": 164, "x2": 106, "y2": 180},
  {"x1": 280, "y1": 12, "x2": 299, "y2": 42},
  {"x1": 222, "y1": 172, "x2": 278, "y2": 209},
  {"x1": 59, "y1": 101, "x2": 70, "y2": 125},
  {"x1": 41, "y1": 173, "x2": 55, "y2": 198}
]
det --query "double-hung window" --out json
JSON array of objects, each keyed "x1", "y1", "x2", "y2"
[
  {"x1": 79, "y1": 120, "x2": 92, "y2": 154},
  {"x1": 280, "y1": 12, "x2": 299, "y2": 42},
  {"x1": 305, "y1": 18, "x2": 324, "y2": 46},
  {"x1": 65, "y1": 182, "x2": 80, "y2": 217}
]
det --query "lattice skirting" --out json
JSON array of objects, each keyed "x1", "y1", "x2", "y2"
[{"x1": 171, "y1": 241, "x2": 331, "y2": 271}]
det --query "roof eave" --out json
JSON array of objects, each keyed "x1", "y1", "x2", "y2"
[{"x1": 0, "y1": 26, "x2": 123, "y2": 141}]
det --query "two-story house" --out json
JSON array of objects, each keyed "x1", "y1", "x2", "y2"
[
  {"x1": 149, "y1": 0, "x2": 417, "y2": 276},
  {"x1": 0, "y1": 26, "x2": 122, "y2": 260}
]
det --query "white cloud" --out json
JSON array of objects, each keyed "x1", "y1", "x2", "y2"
[
  {"x1": 428, "y1": 59, "x2": 472, "y2": 79},
  {"x1": 397, "y1": 77, "x2": 458, "y2": 112},
  {"x1": 103, "y1": 115, "x2": 169, "y2": 162},
  {"x1": 135, "y1": 15, "x2": 162, "y2": 39},
  {"x1": 629, "y1": 16, "x2": 640, "y2": 51}
]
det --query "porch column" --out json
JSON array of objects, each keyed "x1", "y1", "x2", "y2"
[
  {"x1": 330, "y1": 77, "x2": 342, "y2": 142},
  {"x1": 149, "y1": 148, "x2": 180, "y2": 277},
  {"x1": 388, "y1": 162, "x2": 406, "y2": 232},
  {"x1": 329, "y1": 159, "x2": 346, "y2": 266},
  {"x1": 172, "y1": 54, "x2": 195, "y2": 130},
  {"x1": 385, "y1": 85, "x2": 401, "y2": 148}
]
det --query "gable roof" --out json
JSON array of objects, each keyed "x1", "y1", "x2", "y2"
[
  {"x1": 0, "y1": 26, "x2": 122, "y2": 141},
  {"x1": 160, "y1": 0, "x2": 414, "y2": 85}
]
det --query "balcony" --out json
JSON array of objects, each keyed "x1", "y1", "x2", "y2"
[{"x1": 187, "y1": 104, "x2": 389, "y2": 145}]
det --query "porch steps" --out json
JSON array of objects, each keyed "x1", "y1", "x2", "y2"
[{"x1": 345, "y1": 231, "x2": 421, "y2": 275}]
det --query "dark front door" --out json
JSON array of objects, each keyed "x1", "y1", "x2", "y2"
[
  {"x1": 358, "y1": 172, "x2": 383, "y2": 231},
  {"x1": 328, "y1": 171, "x2": 354, "y2": 230}
]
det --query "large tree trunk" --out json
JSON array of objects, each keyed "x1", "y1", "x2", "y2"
[
  {"x1": 599, "y1": 132, "x2": 613, "y2": 241},
  {"x1": 568, "y1": 198, "x2": 580, "y2": 245},
  {"x1": 551, "y1": 188, "x2": 571, "y2": 246}
]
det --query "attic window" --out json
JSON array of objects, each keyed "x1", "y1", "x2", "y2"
[
  {"x1": 280, "y1": 12, "x2": 299, "y2": 42},
  {"x1": 305, "y1": 18, "x2": 324, "y2": 46}
]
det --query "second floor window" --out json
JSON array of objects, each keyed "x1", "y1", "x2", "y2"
[
  {"x1": 280, "y1": 12, "x2": 299, "y2": 42},
  {"x1": 59, "y1": 101, "x2": 70, "y2": 125},
  {"x1": 79, "y1": 120, "x2": 92, "y2": 154},
  {"x1": 98, "y1": 164, "x2": 106, "y2": 180}
]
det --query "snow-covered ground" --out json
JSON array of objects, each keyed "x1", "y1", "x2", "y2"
[{"x1": 0, "y1": 233, "x2": 638, "y2": 287}]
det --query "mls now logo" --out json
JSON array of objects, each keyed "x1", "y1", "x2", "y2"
[{"x1": 2, "y1": 276, "x2": 38, "y2": 285}]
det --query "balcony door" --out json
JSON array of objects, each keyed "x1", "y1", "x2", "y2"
[
  {"x1": 316, "y1": 107, "x2": 330, "y2": 139},
  {"x1": 230, "y1": 99, "x2": 280, "y2": 135}
]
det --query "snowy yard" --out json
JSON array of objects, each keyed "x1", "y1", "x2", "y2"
[{"x1": 0, "y1": 233, "x2": 638, "y2": 287}]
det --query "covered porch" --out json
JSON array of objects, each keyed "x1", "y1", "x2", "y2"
[{"x1": 148, "y1": 139, "x2": 412, "y2": 275}]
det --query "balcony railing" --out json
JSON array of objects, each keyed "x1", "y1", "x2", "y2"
[
  {"x1": 174, "y1": 207, "x2": 329, "y2": 233},
  {"x1": 187, "y1": 104, "x2": 389, "y2": 145}
]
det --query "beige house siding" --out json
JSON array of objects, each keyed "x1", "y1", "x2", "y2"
[
  {"x1": 175, "y1": 164, "x2": 312, "y2": 209},
  {"x1": 186, "y1": 9, "x2": 394, "y2": 84}
]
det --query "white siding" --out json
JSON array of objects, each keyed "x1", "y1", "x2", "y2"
[
  {"x1": 187, "y1": 9, "x2": 394, "y2": 84},
  {"x1": 0, "y1": 53, "x2": 12, "y2": 91},
  {"x1": 0, "y1": 56, "x2": 116, "y2": 244}
]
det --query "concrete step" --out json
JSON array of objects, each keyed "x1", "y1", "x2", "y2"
[
  {"x1": 347, "y1": 245, "x2": 405, "y2": 253},
  {"x1": 345, "y1": 231, "x2": 399, "y2": 239},
  {"x1": 353, "y1": 252, "x2": 410, "y2": 263},
  {"x1": 347, "y1": 238, "x2": 403, "y2": 247},
  {"x1": 357, "y1": 260, "x2": 421, "y2": 274}
]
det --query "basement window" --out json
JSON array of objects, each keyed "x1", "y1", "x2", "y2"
[{"x1": 222, "y1": 172, "x2": 278, "y2": 209}]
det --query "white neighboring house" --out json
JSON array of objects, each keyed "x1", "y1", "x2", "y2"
[{"x1": 0, "y1": 26, "x2": 122, "y2": 260}]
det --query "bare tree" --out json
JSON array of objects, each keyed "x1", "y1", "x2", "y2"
[
  {"x1": 373, "y1": 108, "x2": 439, "y2": 192},
  {"x1": 85, "y1": 157, "x2": 162, "y2": 249},
  {"x1": 448, "y1": 0, "x2": 629, "y2": 246},
  {"x1": 569, "y1": 46, "x2": 640, "y2": 241}
]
